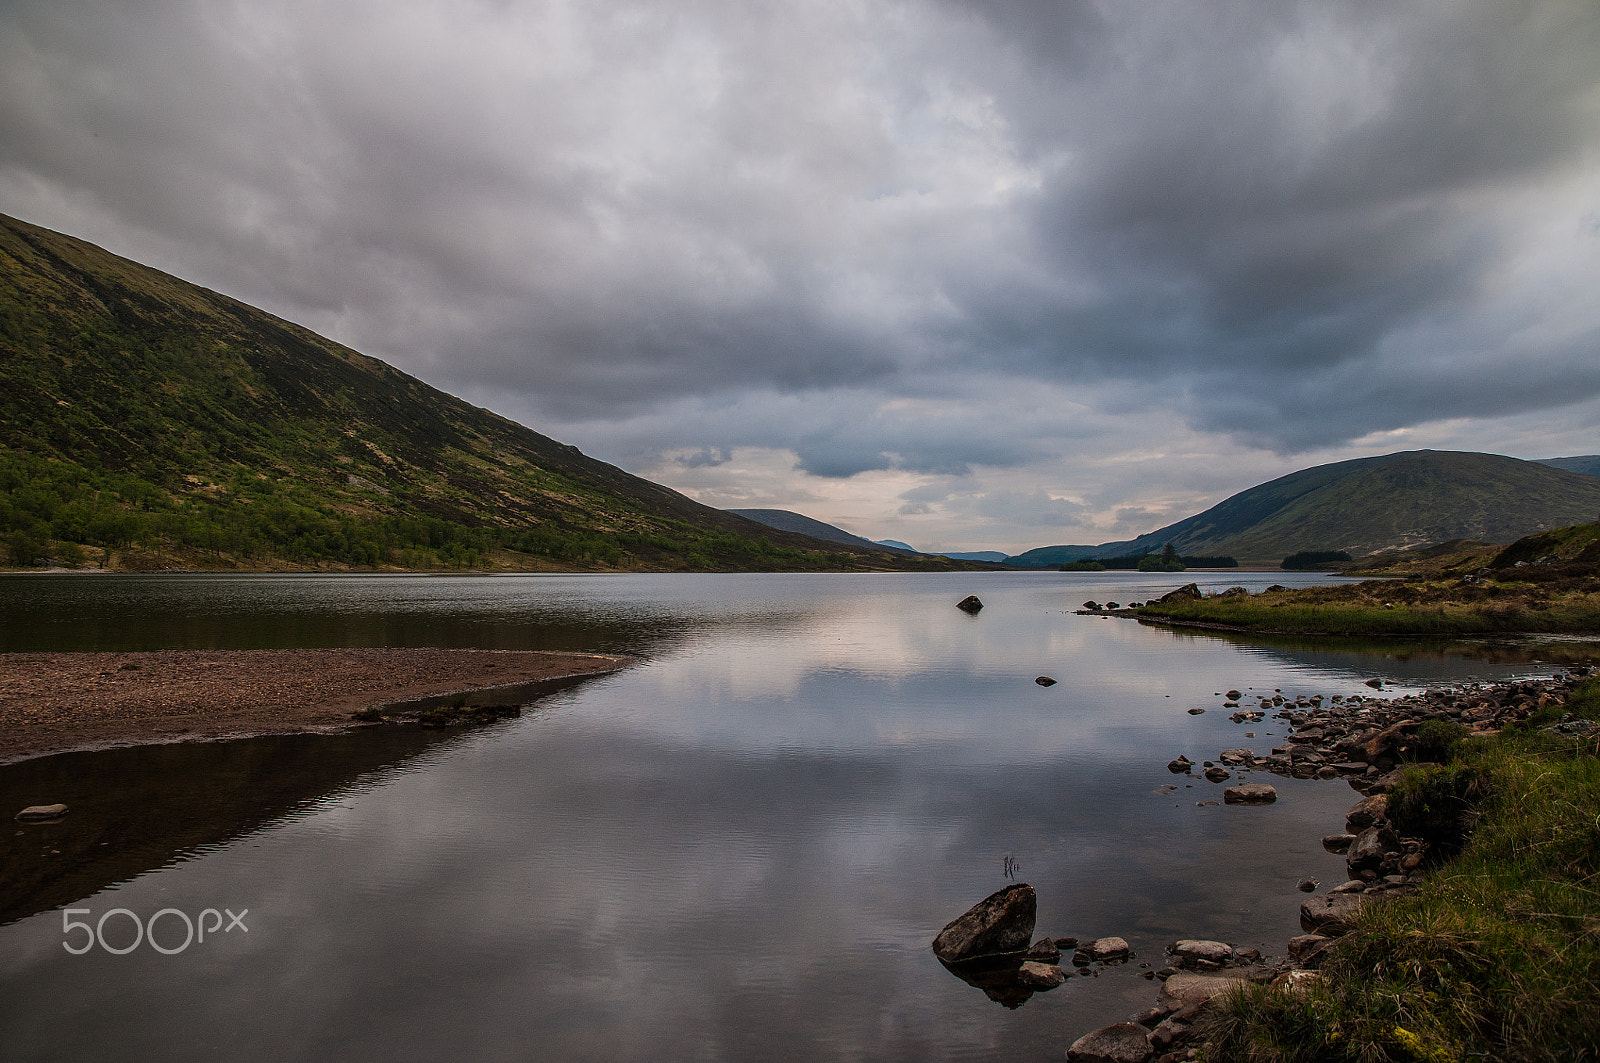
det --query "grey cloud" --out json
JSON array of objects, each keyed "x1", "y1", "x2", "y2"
[{"x1": 2, "y1": 0, "x2": 1598, "y2": 537}]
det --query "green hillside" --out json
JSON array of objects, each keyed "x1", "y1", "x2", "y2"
[
  {"x1": 1009, "y1": 451, "x2": 1600, "y2": 566},
  {"x1": 0, "y1": 214, "x2": 971, "y2": 573}
]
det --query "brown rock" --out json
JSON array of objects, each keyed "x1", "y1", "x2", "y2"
[
  {"x1": 14, "y1": 803, "x2": 69, "y2": 822},
  {"x1": 1223, "y1": 783, "x2": 1277, "y2": 804},
  {"x1": 1016, "y1": 961, "x2": 1066, "y2": 989},
  {"x1": 1299, "y1": 892, "x2": 1364, "y2": 935},
  {"x1": 1066, "y1": 1022, "x2": 1154, "y2": 1063},
  {"x1": 931, "y1": 884, "x2": 1036, "y2": 963}
]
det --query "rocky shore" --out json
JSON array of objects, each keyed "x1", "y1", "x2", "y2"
[
  {"x1": 0, "y1": 648, "x2": 629, "y2": 763},
  {"x1": 949, "y1": 665, "x2": 1597, "y2": 1062}
]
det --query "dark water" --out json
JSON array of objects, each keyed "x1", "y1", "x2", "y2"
[{"x1": 0, "y1": 572, "x2": 1584, "y2": 1062}]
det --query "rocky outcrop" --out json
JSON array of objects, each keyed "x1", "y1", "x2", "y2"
[{"x1": 931, "y1": 883, "x2": 1036, "y2": 963}]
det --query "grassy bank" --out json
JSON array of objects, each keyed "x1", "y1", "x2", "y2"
[
  {"x1": 1137, "y1": 582, "x2": 1600, "y2": 637},
  {"x1": 1204, "y1": 679, "x2": 1600, "y2": 1062}
]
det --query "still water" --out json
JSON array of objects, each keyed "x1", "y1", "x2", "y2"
[{"x1": 0, "y1": 572, "x2": 1576, "y2": 1061}]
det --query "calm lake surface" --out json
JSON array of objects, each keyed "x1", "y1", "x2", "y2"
[{"x1": 0, "y1": 571, "x2": 1577, "y2": 1061}]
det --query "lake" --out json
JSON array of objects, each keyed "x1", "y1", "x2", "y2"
[{"x1": 0, "y1": 571, "x2": 1573, "y2": 1061}]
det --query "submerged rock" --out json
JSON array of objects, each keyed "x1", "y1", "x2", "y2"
[{"x1": 931, "y1": 883, "x2": 1036, "y2": 963}]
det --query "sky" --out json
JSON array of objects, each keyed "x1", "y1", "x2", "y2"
[{"x1": 3, "y1": 0, "x2": 1598, "y2": 554}]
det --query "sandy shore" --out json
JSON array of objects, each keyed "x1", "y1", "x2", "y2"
[{"x1": 0, "y1": 648, "x2": 629, "y2": 763}]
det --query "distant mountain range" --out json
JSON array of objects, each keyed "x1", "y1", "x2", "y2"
[
  {"x1": 729, "y1": 511, "x2": 1010, "y2": 563},
  {"x1": 1539, "y1": 455, "x2": 1600, "y2": 478},
  {"x1": 0, "y1": 213, "x2": 978, "y2": 572},
  {"x1": 1006, "y1": 450, "x2": 1600, "y2": 566}
]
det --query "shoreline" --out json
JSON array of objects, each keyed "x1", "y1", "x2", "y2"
[{"x1": 0, "y1": 648, "x2": 630, "y2": 764}]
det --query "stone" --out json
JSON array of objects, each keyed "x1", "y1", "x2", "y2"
[
  {"x1": 1025, "y1": 938, "x2": 1062, "y2": 963},
  {"x1": 1187, "y1": 707, "x2": 1205, "y2": 715},
  {"x1": 1016, "y1": 961, "x2": 1066, "y2": 989},
  {"x1": 1216, "y1": 586, "x2": 1249, "y2": 598},
  {"x1": 1365, "y1": 678, "x2": 1384, "y2": 688},
  {"x1": 1159, "y1": 970, "x2": 1252, "y2": 1007},
  {"x1": 1346, "y1": 825, "x2": 1401, "y2": 873},
  {"x1": 1156, "y1": 583, "x2": 1202, "y2": 603},
  {"x1": 1167, "y1": 755, "x2": 1193, "y2": 773},
  {"x1": 1035, "y1": 676, "x2": 1058, "y2": 686},
  {"x1": 1170, "y1": 939, "x2": 1232, "y2": 967},
  {"x1": 1083, "y1": 601, "x2": 1102, "y2": 612},
  {"x1": 1226, "y1": 690, "x2": 1242, "y2": 700},
  {"x1": 1066, "y1": 1022, "x2": 1154, "y2": 1063},
  {"x1": 931, "y1": 883, "x2": 1037, "y2": 963},
  {"x1": 1297, "y1": 877, "x2": 1319, "y2": 893},
  {"x1": 1203, "y1": 766, "x2": 1231, "y2": 782},
  {"x1": 956, "y1": 595, "x2": 984, "y2": 614},
  {"x1": 1299, "y1": 892, "x2": 1364, "y2": 935},
  {"x1": 1222, "y1": 783, "x2": 1277, "y2": 804},
  {"x1": 1082, "y1": 936, "x2": 1131, "y2": 962},
  {"x1": 1329, "y1": 880, "x2": 1367, "y2": 894},
  {"x1": 1287, "y1": 934, "x2": 1333, "y2": 966},
  {"x1": 1219, "y1": 748, "x2": 1252, "y2": 764},
  {"x1": 14, "y1": 803, "x2": 69, "y2": 822},
  {"x1": 1345, "y1": 794, "x2": 1389, "y2": 832}
]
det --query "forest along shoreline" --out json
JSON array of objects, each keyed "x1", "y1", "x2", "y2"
[{"x1": 0, "y1": 648, "x2": 629, "y2": 764}]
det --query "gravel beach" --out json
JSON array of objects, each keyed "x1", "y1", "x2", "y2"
[{"x1": 0, "y1": 648, "x2": 628, "y2": 763}]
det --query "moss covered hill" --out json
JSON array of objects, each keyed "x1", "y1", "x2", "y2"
[
  {"x1": 1010, "y1": 450, "x2": 1600, "y2": 567},
  {"x1": 0, "y1": 213, "x2": 973, "y2": 572}
]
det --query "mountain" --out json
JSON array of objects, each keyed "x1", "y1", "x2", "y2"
[
  {"x1": 936, "y1": 551, "x2": 1011, "y2": 563},
  {"x1": 1540, "y1": 456, "x2": 1600, "y2": 478},
  {"x1": 1007, "y1": 450, "x2": 1600, "y2": 566},
  {"x1": 0, "y1": 213, "x2": 974, "y2": 572},
  {"x1": 874, "y1": 539, "x2": 918, "y2": 552},
  {"x1": 724, "y1": 509, "x2": 916, "y2": 554}
]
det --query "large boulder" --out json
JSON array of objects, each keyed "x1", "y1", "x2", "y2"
[
  {"x1": 956, "y1": 595, "x2": 984, "y2": 614},
  {"x1": 931, "y1": 884, "x2": 1037, "y2": 963},
  {"x1": 1156, "y1": 583, "x2": 1202, "y2": 603},
  {"x1": 1346, "y1": 825, "x2": 1401, "y2": 873},
  {"x1": 1345, "y1": 794, "x2": 1389, "y2": 832},
  {"x1": 1066, "y1": 1022, "x2": 1154, "y2": 1063}
]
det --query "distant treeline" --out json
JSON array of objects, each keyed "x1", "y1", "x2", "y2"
[
  {"x1": 1058, "y1": 548, "x2": 1238, "y2": 572},
  {"x1": 1281, "y1": 550, "x2": 1353, "y2": 570}
]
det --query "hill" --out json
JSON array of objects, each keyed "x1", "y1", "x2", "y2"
[
  {"x1": 725, "y1": 509, "x2": 917, "y2": 554},
  {"x1": 1008, "y1": 451, "x2": 1600, "y2": 566},
  {"x1": 1540, "y1": 455, "x2": 1600, "y2": 478},
  {"x1": 0, "y1": 214, "x2": 973, "y2": 572}
]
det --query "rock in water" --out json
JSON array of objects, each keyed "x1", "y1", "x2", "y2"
[
  {"x1": 956, "y1": 595, "x2": 984, "y2": 614},
  {"x1": 1223, "y1": 783, "x2": 1277, "y2": 804},
  {"x1": 1066, "y1": 1022, "x2": 1154, "y2": 1063},
  {"x1": 931, "y1": 883, "x2": 1037, "y2": 963},
  {"x1": 1016, "y1": 961, "x2": 1066, "y2": 989},
  {"x1": 14, "y1": 804, "x2": 69, "y2": 822},
  {"x1": 1035, "y1": 676, "x2": 1057, "y2": 686}
]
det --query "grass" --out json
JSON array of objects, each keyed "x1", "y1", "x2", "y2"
[
  {"x1": 1137, "y1": 580, "x2": 1600, "y2": 637},
  {"x1": 1201, "y1": 679, "x2": 1600, "y2": 1062}
]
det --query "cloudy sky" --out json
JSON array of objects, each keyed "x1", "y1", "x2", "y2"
[{"x1": 3, "y1": 0, "x2": 1598, "y2": 552}]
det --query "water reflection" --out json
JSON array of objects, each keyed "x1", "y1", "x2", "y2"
[{"x1": 0, "y1": 572, "x2": 1591, "y2": 1063}]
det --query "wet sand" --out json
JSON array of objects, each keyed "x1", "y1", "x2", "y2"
[{"x1": 0, "y1": 648, "x2": 628, "y2": 763}]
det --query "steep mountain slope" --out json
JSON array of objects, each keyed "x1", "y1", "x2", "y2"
[
  {"x1": 1008, "y1": 451, "x2": 1600, "y2": 565},
  {"x1": 0, "y1": 214, "x2": 965, "y2": 571}
]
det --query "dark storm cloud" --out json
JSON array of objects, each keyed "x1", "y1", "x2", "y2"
[{"x1": 1, "y1": 0, "x2": 1597, "y2": 500}]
